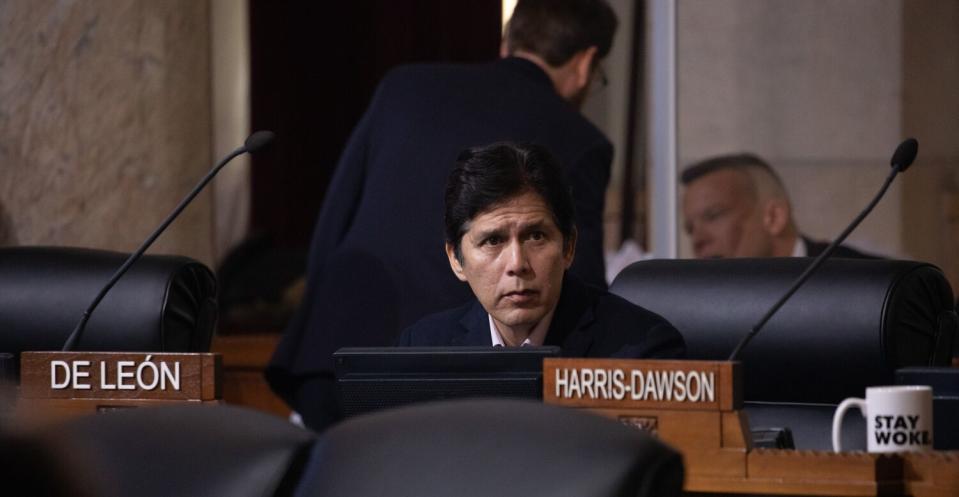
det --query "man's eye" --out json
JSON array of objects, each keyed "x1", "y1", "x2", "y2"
[
  {"x1": 484, "y1": 236, "x2": 502, "y2": 246},
  {"x1": 529, "y1": 231, "x2": 545, "y2": 241},
  {"x1": 703, "y1": 209, "x2": 725, "y2": 222}
]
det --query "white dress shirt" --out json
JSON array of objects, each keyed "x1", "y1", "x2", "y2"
[
  {"x1": 488, "y1": 309, "x2": 555, "y2": 347},
  {"x1": 791, "y1": 238, "x2": 807, "y2": 257}
]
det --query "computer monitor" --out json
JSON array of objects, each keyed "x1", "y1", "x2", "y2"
[{"x1": 333, "y1": 346, "x2": 561, "y2": 418}]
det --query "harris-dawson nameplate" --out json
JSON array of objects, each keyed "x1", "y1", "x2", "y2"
[{"x1": 542, "y1": 358, "x2": 741, "y2": 411}]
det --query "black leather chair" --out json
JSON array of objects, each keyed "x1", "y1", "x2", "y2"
[
  {"x1": 4, "y1": 400, "x2": 679, "y2": 497},
  {"x1": 2, "y1": 405, "x2": 314, "y2": 497},
  {"x1": 610, "y1": 258, "x2": 957, "y2": 449},
  {"x1": 294, "y1": 398, "x2": 684, "y2": 497},
  {"x1": 0, "y1": 246, "x2": 217, "y2": 354}
]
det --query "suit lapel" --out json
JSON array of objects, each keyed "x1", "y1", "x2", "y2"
[
  {"x1": 454, "y1": 300, "x2": 493, "y2": 346},
  {"x1": 544, "y1": 274, "x2": 596, "y2": 356}
]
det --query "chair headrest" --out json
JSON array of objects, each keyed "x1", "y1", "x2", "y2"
[
  {"x1": 9, "y1": 405, "x2": 314, "y2": 497},
  {"x1": 0, "y1": 247, "x2": 217, "y2": 354},
  {"x1": 610, "y1": 258, "x2": 956, "y2": 403},
  {"x1": 297, "y1": 398, "x2": 684, "y2": 497}
]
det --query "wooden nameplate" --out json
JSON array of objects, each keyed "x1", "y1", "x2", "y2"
[
  {"x1": 542, "y1": 358, "x2": 944, "y2": 496},
  {"x1": 17, "y1": 351, "x2": 222, "y2": 425},
  {"x1": 544, "y1": 358, "x2": 749, "y2": 483}
]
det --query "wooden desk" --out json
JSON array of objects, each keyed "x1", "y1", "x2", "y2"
[
  {"x1": 543, "y1": 358, "x2": 959, "y2": 497},
  {"x1": 211, "y1": 333, "x2": 290, "y2": 417},
  {"x1": 681, "y1": 451, "x2": 958, "y2": 497},
  {"x1": 903, "y1": 452, "x2": 959, "y2": 497}
]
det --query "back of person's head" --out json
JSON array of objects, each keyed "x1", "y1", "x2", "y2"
[
  {"x1": 681, "y1": 153, "x2": 790, "y2": 204},
  {"x1": 504, "y1": 0, "x2": 618, "y2": 66},
  {"x1": 445, "y1": 142, "x2": 575, "y2": 258}
]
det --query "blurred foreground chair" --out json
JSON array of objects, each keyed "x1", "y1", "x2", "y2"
[
  {"x1": 2, "y1": 400, "x2": 680, "y2": 497},
  {"x1": 611, "y1": 258, "x2": 957, "y2": 449},
  {"x1": 1, "y1": 404, "x2": 315, "y2": 497},
  {"x1": 296, "y1": 398, "x2": 684, "y2": 497},
  {"x1": 0, "y1": 246, "x2": 217, "y2": 354}
]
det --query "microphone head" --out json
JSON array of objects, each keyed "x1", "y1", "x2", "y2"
[
  {"x1": 244, "y1": 130, "x2": 276, "y2": 153},
  {"x1": 890, "y1": 138, "x2": 918, "y2": 172}
]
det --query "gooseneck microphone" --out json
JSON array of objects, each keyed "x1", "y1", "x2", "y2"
[
  {"x1": 61, "y1": 131, "x2": 276, "y2": 351},
  {"x1": 727, "y1": 138, "x2": 919, "y2": 362}
]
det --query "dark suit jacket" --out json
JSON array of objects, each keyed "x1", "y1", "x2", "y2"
[
  {"x1": 268, "y1": 58, "x2": 614, "y2": 430},
  {"x1": 803, "y1": 236, "x2": 878, "y2": 259},
  {"x1": 399, "y1": 275, "x2": 686, "y2": 360}
]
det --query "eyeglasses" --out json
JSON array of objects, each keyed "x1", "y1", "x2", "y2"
[
  {"x1": 590, "y1": 63, "x2": 608, "y2": 95},
  {"x1": 594, "y1": 63, "x2": 609, "y2": 87}
]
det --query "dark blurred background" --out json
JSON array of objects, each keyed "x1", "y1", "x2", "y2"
[{"x1": 217, "y1": 1, "x2": 501, "y2": 332}]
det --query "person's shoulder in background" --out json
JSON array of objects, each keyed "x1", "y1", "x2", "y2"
[
  {"x1": 397, "y1": 300, "x2": 477, "y2": 346},
  {"x1": 593, "y1": 287, "x2": 687, "y2": 360},
  {"x1": 803, "y1": 236, "x2": 883, "y2": 259}
]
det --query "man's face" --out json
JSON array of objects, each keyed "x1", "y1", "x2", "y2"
[
  {"x1": 682, "y1": 169, "x2": 772, "y2": 258},
  {"x1": 447, "y1": 191, "x2": 574, "y2": 332}
]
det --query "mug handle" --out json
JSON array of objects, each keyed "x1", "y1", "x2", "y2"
[{"x1": 832, "y1": 397, "x2": 866, "y2": 452}]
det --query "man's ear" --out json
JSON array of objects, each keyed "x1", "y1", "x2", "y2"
[
  {"x1": 572, "y1": 46, "x2": 598, "y2": 90},
  {"x1": 762, "y1": 199, "x2": 790, "y2": 236},
  {"x1": 564, "y1": 228, "x2": 578, "y2": 269},
  {"x1": 446, "y1": 242, "x2": 468, "y2": 282}
]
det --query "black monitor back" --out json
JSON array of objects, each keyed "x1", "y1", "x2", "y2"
[{"x1": 334, "y1": 346, "x2": 560, "y2": 418}]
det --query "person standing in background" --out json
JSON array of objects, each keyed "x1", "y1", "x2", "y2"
[{"x1": 268, "y1": 0, "x2": 621, "y2": 430}]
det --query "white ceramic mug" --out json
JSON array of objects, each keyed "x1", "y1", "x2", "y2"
[{"x1": 832, "y1": 385, "x2": 933, "y2": 453}]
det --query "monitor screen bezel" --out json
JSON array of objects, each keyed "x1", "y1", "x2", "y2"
[{"x1": 333, "y1": 346, "x2": 561, "y2": 416}]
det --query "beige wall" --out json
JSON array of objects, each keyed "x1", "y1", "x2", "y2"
[
  {"x1": 676, "y1": 0, "x2": 959, "y2": 287},
  {"x1": 582, "y1": 0, "x2": 637, "y2": 253},
  {"x1": 210, "y1": 0, "x2": 251, "y2": 261},
  {"x1": 901, "y1": 0, "x2": 959, "y2": 289},
  {"x1": 0, "y1": 0, "x2": 214, "y2": 265}
]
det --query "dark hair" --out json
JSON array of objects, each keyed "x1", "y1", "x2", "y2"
[
  {"x1": 445, "y1": 142, "x2": 575, "y2": 259},
  {"x1": 505, "y1": 0, "x2": 618, "y2": 66},
  {"x1": 680, "y1": 153, "x2": 783, "y2": 186}
]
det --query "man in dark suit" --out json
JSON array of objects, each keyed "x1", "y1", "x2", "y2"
[
  {"x1": 401, "y1": 142, "x2": 685, "y2": 360},
  {"x1": 268, "y1": 0, "x2": 621, "y2": 430},
  {"x1": 681, "y1": 153, "x2": 877, "y2": 259}
]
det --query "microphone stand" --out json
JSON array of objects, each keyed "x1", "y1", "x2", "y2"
[
  {"x1": 62, "y1": 131, "x2": 274, "y2": 351},
  {"x1": 728, "y1": 163, "x2": 905, "y2": 361}
]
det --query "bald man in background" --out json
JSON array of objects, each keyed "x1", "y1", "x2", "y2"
[{"x1": 681, "y1": 153, "x2": 875, "y2": 259}]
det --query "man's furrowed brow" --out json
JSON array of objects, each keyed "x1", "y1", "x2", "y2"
[
  {"x1": 473, "y1": 226, "x2": 507, "y2": 240},
  {"x1": 519, "y1": 218, "x2": 550, "y2": 231}
]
